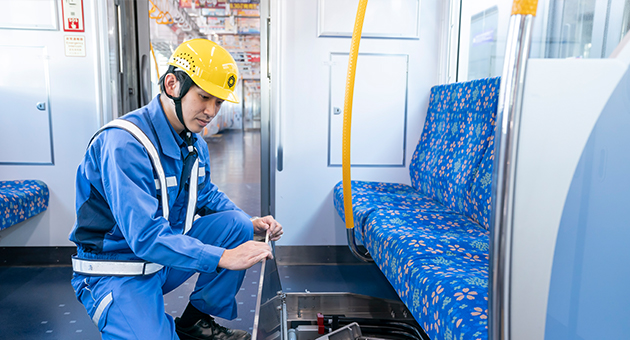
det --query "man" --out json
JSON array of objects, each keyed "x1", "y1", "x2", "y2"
[{"x1": 69, "y1": 39, "x2": 282, "y2": 340}]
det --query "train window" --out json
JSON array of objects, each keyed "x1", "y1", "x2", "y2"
[
  {"x1": 465, "y1": 6, "x2": 500, "y2": 80},
  {"x1": 457, "y1": 0, "x2": 630, "y2": 82},
  {"x1": 543, "y1": 0, "x2": 598, "y2": 59}
]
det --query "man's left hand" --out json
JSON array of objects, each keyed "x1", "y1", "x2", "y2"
[{"x1": 252, "y1": 216, "x2": 283, "y2": 241}]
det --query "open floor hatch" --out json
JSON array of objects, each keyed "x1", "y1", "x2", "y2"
[{"x1": 253, "y1": 243, "x2": 428, "y2": 340}]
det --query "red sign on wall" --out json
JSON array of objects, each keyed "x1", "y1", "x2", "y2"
[{"x1": 61, "y1": 0, "x2": 85, "y2": 32}]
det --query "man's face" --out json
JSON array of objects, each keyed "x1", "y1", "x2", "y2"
[{"x1": 180, "y1": 85, "x2": 224, "y2": 134}]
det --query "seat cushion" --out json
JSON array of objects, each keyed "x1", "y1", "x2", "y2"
[
  {"x1": 364, "y1": 210, "x2": 489, "y2": 340},
  {"x1": 0, "y1": 180, "x2": 50, "y2": 230},
  {"x1": 333, "y1": 180, "x2": 447, "y2": 242}
]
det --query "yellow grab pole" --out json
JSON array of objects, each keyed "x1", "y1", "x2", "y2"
[
  {"x1": 150, "y1": 43, "x2": 160, "y2": 80},
  {"x1": 511, "y1": 0, "x2": 538, "y2": 16},
  {"x1": 342, "y1": 0, "x2": 368, "y2": 230}
]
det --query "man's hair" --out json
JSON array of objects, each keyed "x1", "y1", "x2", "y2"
[{"x1": 158, "y1": 68, "x2": 194, "y2": 96}]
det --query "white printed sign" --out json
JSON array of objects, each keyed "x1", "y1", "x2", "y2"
[{"x1": 65, "y1": 36, "x2": 86, "y2": 57}]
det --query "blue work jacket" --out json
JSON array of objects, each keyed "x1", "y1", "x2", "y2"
[{"x1": 69, "y1": 95, "x2": 245, "y2": 274}]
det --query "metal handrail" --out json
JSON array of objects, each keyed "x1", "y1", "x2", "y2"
[
  {"x1": 489, "y1": 1, "x2": 538, "y2": 340},
  {"x1": 347, "y1": 228, "x2": 372, "y2": 262}
]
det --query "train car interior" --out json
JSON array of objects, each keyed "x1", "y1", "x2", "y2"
[{"x1": 1, "y1": 0, "x2": 629, "y2": 339}]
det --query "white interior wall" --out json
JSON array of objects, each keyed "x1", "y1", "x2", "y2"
[
  {"x1": 272, "y1": 0, "x2": 442, "y2": 245},
  {"x1": 0, "y1": 0, "x2": 102, "y2": 247}
]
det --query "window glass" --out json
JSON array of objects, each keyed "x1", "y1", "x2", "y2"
[
  {"x1": 458, "y1": 0, "x2": 630, "y2": 82},
  {"x1": 468, "y1": 6, "x2": 500, "y2": 80}
]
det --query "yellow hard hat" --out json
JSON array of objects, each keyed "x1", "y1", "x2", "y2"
[{"x1": 168, "y1": 39, "x2": 239, "y2": 103}]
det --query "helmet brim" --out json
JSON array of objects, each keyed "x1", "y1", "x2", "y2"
[{"x1": 196, "y1": 78, "x2": 240, "y2": 104}]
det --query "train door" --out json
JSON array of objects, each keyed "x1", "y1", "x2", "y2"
[
  {"x1": 100, "y1": 0, "x2": 152, "y2": 117},
  {"x1": 263, "y1": 0, "x2": 444, "y2": 245},
  {"x1": 0, "y1": 0, "x2": 107, "y2": 248},
  {"x1": 147, "y1": 1, "x2": 261, "y2": 135}
]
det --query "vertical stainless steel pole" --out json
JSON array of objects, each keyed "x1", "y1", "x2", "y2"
[{"x1": 489, "y1": 2, "x2": 537, "y2": 339}]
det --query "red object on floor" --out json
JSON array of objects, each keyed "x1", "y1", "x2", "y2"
[{"x1": 317, "y1": 313, "x2": 325, "y2": 334}]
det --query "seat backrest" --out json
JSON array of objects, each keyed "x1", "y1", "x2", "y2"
[
  {"x1": 409, "y1": 77, "x2": 500, "y2": 221},
  {"x1": 466, "y1": 132, "x2": 496, "y2": 230}
]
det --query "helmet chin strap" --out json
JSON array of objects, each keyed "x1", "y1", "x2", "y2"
[{"x1": 161, "y1": 66, "x2": 194, "y2": 146}]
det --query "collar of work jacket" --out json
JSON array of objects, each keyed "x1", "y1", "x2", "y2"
[{"x1": 145, "y1": 94, "x2": 198, "y2": 161}]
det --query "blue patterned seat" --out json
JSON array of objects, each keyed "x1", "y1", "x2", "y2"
[
  {"x1": 333, "y1": 181, "x2": 448, "y2": 243},
  {"x1": 1, "y1": 180, "x2": 50, "y2": 230},
  {"x1": 364, "y1": 210, "x2": 489, "y2": 340},
  {"x1": 333, "y1": 77, "x2": 499, "y2": 340}
]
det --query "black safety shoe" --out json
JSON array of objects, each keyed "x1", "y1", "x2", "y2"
[{"x1": 175, "y1": 316, "x2": 251, "y2": 340}]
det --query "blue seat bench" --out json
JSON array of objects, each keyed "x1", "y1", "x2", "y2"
[
  {"x1": 334, "y1": 77, "x2": 500, "y2": 340},
  {"x1": 1, "y1": 180, "x2": 50, "y2": 231}
]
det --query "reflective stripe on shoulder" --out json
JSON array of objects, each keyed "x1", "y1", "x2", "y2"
[
  {"x1": 90, "y1": 119, "x2": 170, "y2": 220},
  {"x1": 89, "y1": 120, "x2": 201, "y2": 236},
  {"x1": 184, "y1": 157, "x2": 199, "y2": 234}
]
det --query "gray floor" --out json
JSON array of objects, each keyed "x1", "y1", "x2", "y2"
[{"x1": 205, "y1": 129, "x2": 261, "y2": 218}]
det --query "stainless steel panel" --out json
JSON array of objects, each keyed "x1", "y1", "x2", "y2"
[
  {"x1": 313, "y1": 322, "x2": 362, "y2": 340},
  {"x1": 254, "y1": 240, "x2": 283, "y2": 340},
  {"x1": 260, "y1": 0, "x2": 272, "y2": 216},
  {"x1": 136, "y1": 0, "x2": 151, "y2": 107},
  {"x1": 285, "y1": 293, "x2": 414, "y2": 322}
]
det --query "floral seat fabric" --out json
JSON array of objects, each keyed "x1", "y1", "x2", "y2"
[
  {"x1": 364, "y1": 210, "x2": 489, "y2": 340},
  {"x1": 333, "y1": 180, "x2": 447, "y2": 243},
  {"x1": 332, "y1": 77, "x2": 500, "y2": 340},
  {"x1": 1, "y1": 180, "x2": 50, "y2": 230},
  {"x1": 409, "y1": 77, "x2": 499, "y2": 229}
]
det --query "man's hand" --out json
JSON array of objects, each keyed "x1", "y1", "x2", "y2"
[
  {"x1": 252, "y1": 215, "x2": 283, "y2": 241},
  {"x1": 218, "y1": 241, "x2": 273, "y2": 271}
]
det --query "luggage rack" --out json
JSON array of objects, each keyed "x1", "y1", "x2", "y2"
[{"x1": 252, "y1": 243, "x2": 429, "y2": 340}]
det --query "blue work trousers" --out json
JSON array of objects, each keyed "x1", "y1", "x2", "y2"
[{"x1": 71, "y1": 211, "x2": 254, "y2": 340}]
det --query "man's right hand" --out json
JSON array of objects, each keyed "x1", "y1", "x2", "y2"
[{"x1": 218, "y1": 241, "x2": 273, "y2": 271}]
